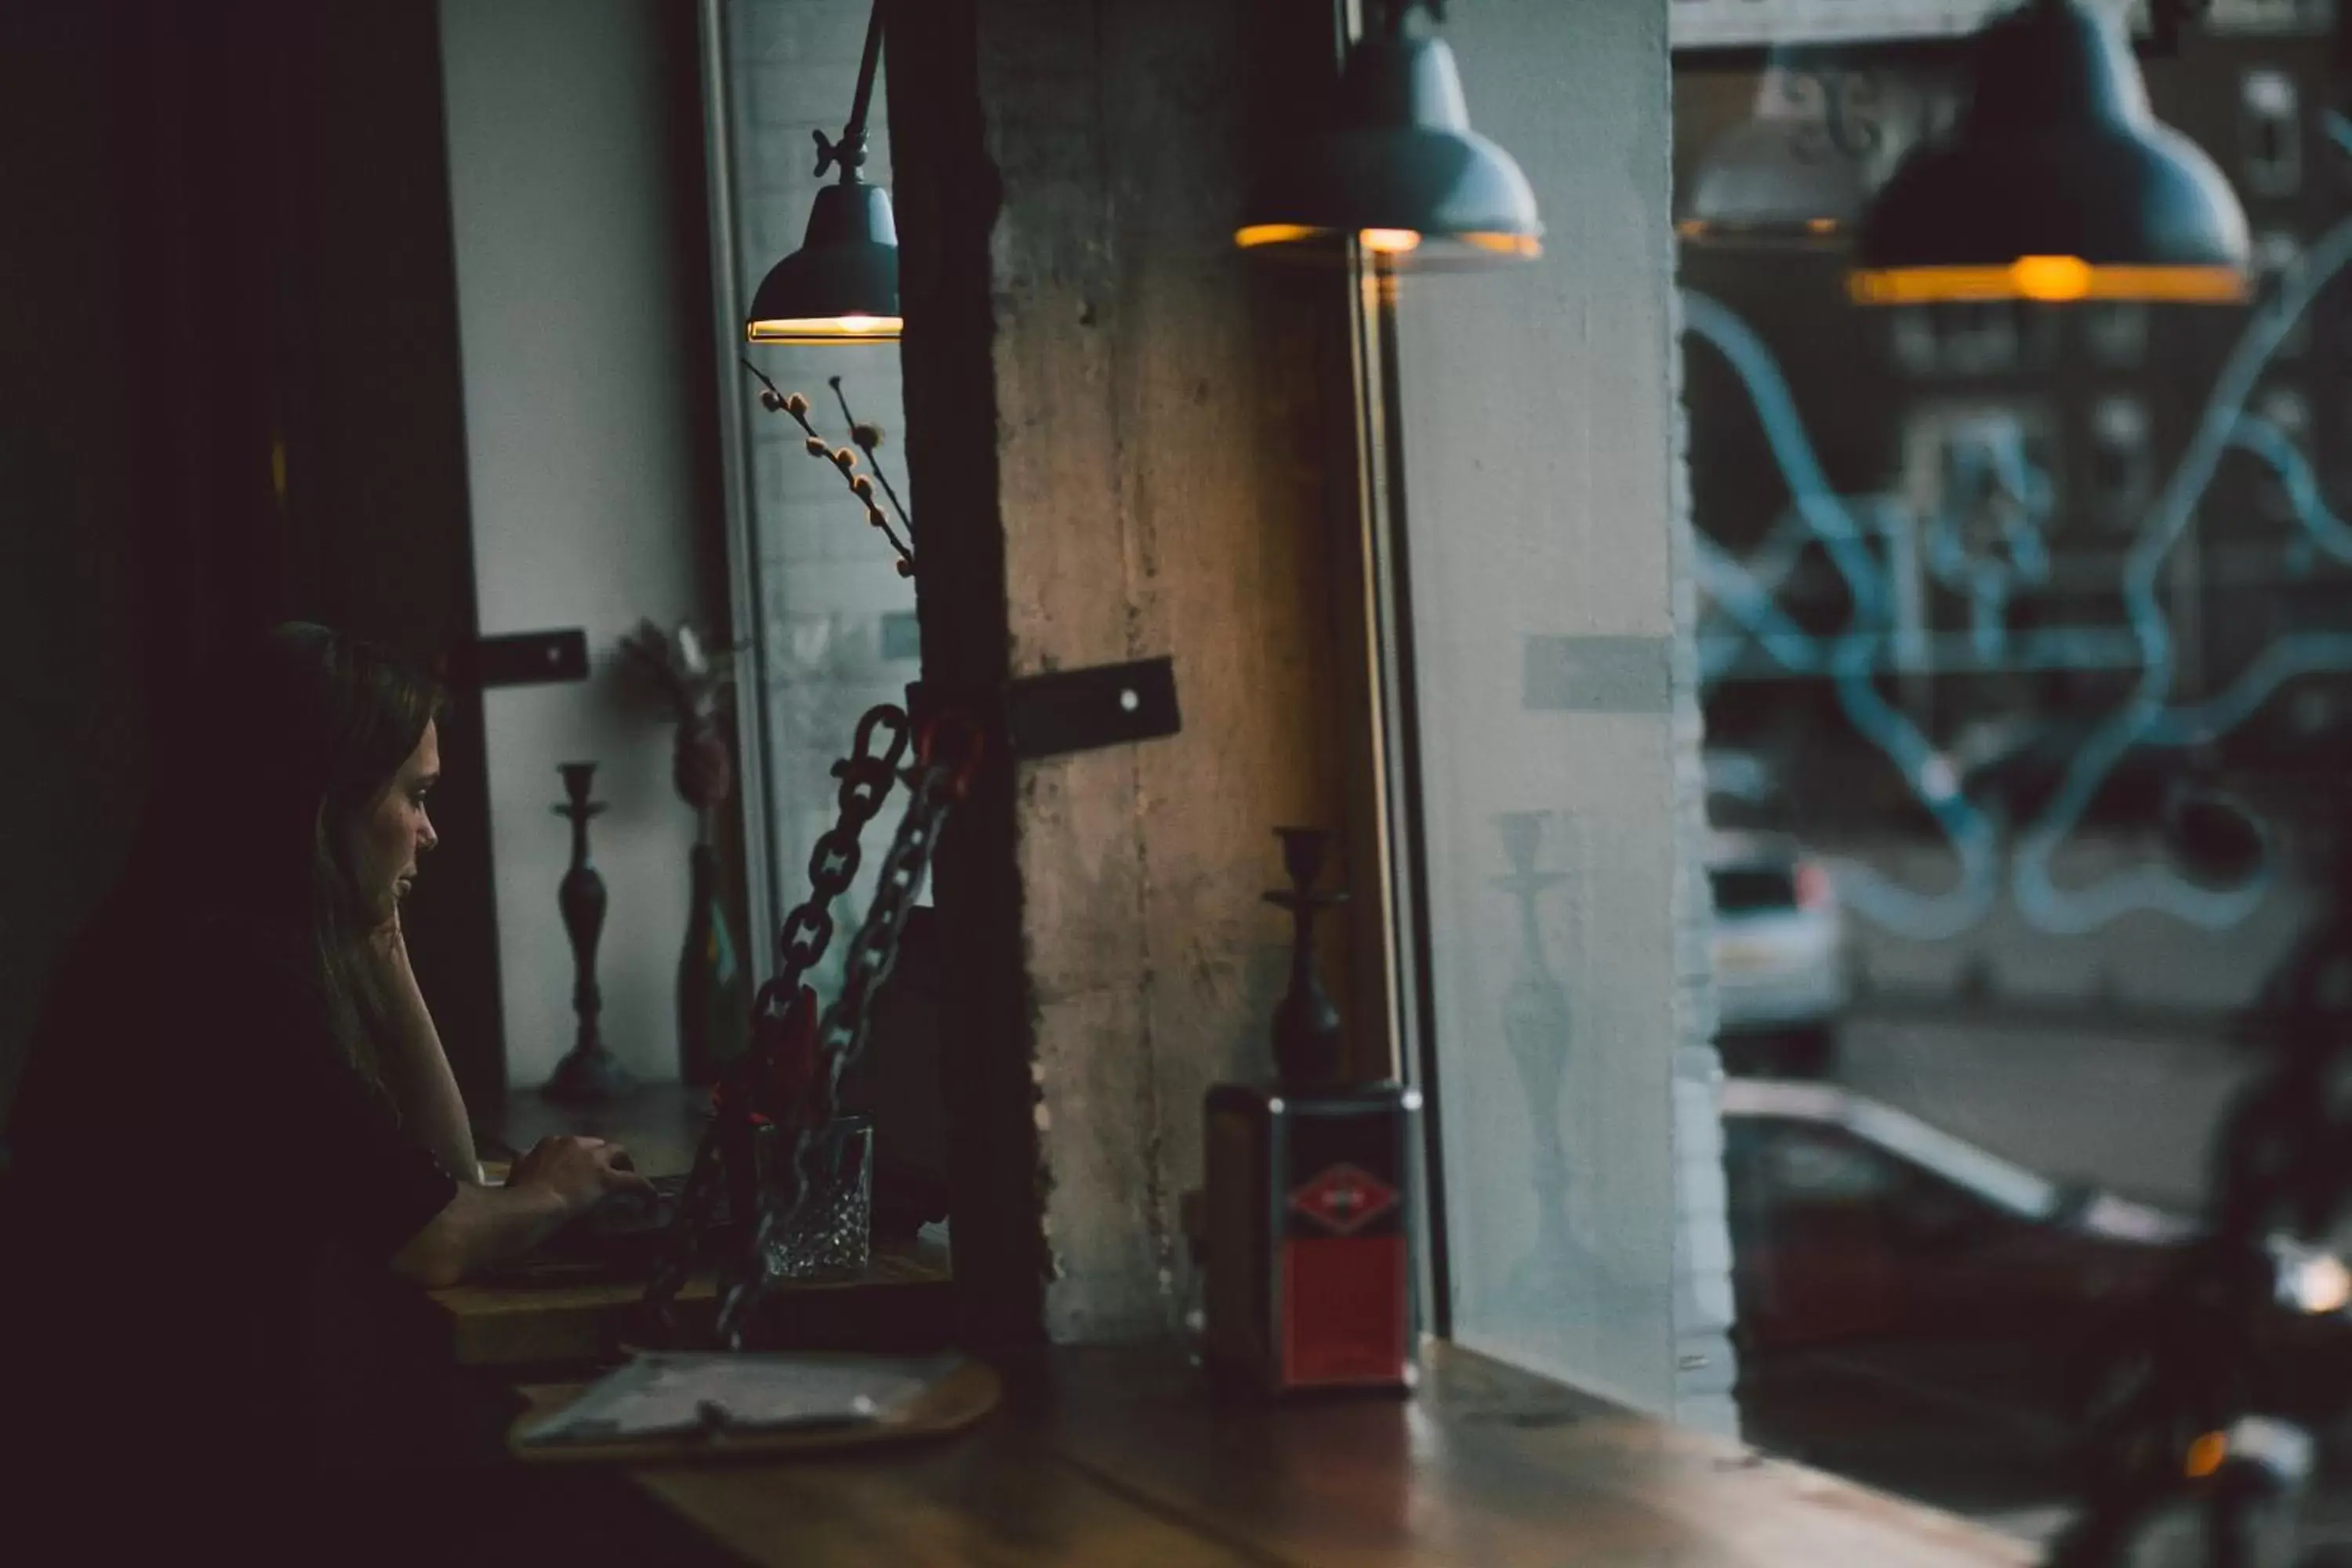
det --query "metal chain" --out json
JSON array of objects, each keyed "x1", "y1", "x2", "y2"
[
  {"x1": 640, "y1": 702, "x2": 911, "y2": 1345},
  {"x1": 762, "y1": 703, "x2": 910, "y2": 1007},
  {"x1": 2051, "y1": 887, "x2": 2352, "y2": 1566},
  {"x1": 714, "y1": 732, "x2": 975, "y2": 1346}
]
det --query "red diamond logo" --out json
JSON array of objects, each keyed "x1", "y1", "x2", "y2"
[{"x1": 1288, "y1": 1163, "x2": 1400, "y2": 1236}]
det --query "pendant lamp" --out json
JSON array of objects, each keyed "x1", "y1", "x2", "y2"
[
  {"x1": 1235, "y1": 1, "x2": 1541, "y2": 267},
  {"x1": 745, "y1": 4, "x2": 901, "y2": 344},
  {"x1": 1678, "y1": 58, "x2": 1946, "y2": 249},
  {"x1": 1849, "y1": 0, "x2": 2248, "y2": 306}
]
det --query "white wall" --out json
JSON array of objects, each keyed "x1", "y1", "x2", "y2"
[
  {"x1": 439, "y1": 0, "x2": 712, "y2": 1088},
  {"x1": 1387, "y1": 0, "x2": 1737, "y2": 1432}
]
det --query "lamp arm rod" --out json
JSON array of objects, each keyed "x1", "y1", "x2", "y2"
[
  {"x1": 811, "y1": 2, "x2": 887, "y2": 180},
  {"x1": 842, "y1": 2, "x2": 886, "y2": 152}
]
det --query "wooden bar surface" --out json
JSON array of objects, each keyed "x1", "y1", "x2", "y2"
[{"x1": 618, "y1": 1343, "x2": 2036, "y2": 1566}]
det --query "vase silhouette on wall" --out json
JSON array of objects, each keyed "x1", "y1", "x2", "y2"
[{"x1": 1494, "y1": 810, "x2": 1588, "y2": 1303}]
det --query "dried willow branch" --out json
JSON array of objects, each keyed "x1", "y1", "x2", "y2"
[
  {"x1": 827, "y1": 375, "x2": 913, "y2": 543},
  {"x1": 739, "y1": 357, "x2": 915, "y2": 576}
]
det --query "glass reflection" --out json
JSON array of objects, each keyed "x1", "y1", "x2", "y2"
[{"x1": 1676, "y1": 9, "x2": 2352, "y2": 1551}]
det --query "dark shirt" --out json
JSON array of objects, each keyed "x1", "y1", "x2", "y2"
[{"x1": 0, "y1": 894, "x2": 459, "y2": 1504}]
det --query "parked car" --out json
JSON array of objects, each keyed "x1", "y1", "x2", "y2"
[
  {"x1": 1709, "y1": 833, "x2": 1846, "y2": 1076},
  {"x1": 1720, "y1": 1079, "x2": 2352, "y2": 1423}
]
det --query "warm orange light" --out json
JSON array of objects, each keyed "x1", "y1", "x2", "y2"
[
  {"x1": 1806, "y1": 217, "x2": 1841, "y2": 234},
  {"x1": 1849, "y1": 256, "x2": 2247, "y2": 306},
  {"x1": 746, "y1": 314, "x2": 905, "y2": 344},
  {"x1": 2184, "y1": 1432, "x2": 2229, "y2": 1479},
  {"x1": 2286, "y1": 1253, "x2": 2352, "y2": 1315},
  {"x1": 2010, "y1": 255, "x2": 2092, "y2": 300},
  {"x1": 1236, "y1": 223, "x2": 1326, "y2": 249},
  {"x1": 1458, "y1": 230, "x2": 1543, "y2": 258},
  {"x1": 1235, "y1": 223, "x2": 1536, "y2": 260}
]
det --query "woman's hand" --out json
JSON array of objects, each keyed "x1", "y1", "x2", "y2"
[
  {"x1": 365, "y1": 906, "x2": 418, "y2": 991},
  {"x1": 394, "y1": 1137, "x2": 653, "y2": 1287},
  {"x1": 357, "y1": 904, "x2": 483, "y2": 1182},
  {"x1": 506, "y1": 1134, "x2": 654, "y2": 1214}
]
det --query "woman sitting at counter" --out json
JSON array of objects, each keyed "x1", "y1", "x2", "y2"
[{"x1": 0, "y1": 622, "x2": 649, "y2": 1525}]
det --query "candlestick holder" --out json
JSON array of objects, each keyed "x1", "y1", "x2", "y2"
[
  {"x1": 544, "y1": 761, "x2": 633, "y2": 1104},
  {"x1": 1263, "y1": 826, "x2": 1348, "y2": 1091},
  {"x1": 1200, "y1": 824, "x2": 1416, "y2": 1395}
]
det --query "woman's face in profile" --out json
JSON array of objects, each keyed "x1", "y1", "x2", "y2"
[{"x1": 346, "y1": 720, "x2": 441, "y2": 925}]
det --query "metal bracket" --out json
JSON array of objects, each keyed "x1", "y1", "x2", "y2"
[{"x1": 1003, "y1": 655, "x2": 1182, "y2": 760}]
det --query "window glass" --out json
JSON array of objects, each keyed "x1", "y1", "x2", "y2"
[
  {"x1": 717, "y1": 0, "x2": 920, "y2": 973},
  {"x1": 1677, "y1": 0, "x2": 2352, "y2": 1545},
  {"x1": 1755, "y1": 1125, "x2": 1904, "y2": 1207}
]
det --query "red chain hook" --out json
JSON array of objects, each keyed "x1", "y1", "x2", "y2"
[{"x1": 914, "y1": 709, "x2": 985, "y2": 800}]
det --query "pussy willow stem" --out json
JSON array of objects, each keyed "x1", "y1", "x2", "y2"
[
  {"x1": 738, "y1": 358, "x2": 915, "y2": 571},
  {"x1": 827, "y1": 375, "x2": 915, "y2": 542}
]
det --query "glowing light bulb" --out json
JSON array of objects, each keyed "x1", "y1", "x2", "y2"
[
  {"x1": 1235, "y1": 223, "x2": 1320, "y2": 249},
  {"x1": 2290, "y1": 1254, "x2": 2352, "y2": 1315},
  {"x1": 1359, "y1": 228, "x2": 1423, "y2": 254},
  {"x1": 2010, "y1": 255, "x2": 2093, "y2": 301}
]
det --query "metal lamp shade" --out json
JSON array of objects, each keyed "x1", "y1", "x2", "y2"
[
  {"x1": 1849, "y1": 0, "x2": 2248, "y2": 305},
  {"x1": 1679, "y1": 113, "x2": 1872, "y2": 247},
  {"x1": 1236, "y1": 32, "x2": 1541, "y2": 266},
  {"x1": 1678, "y1": 61, "x2": 1950, "y2": 248},
  {"x1": 745, "y1": 180, "x2": 902, "y2": 344}
]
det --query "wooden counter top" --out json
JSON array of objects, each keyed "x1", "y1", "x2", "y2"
[{"x1": 603, "y1": 1343, "x2": 2034, "y2": 1566}]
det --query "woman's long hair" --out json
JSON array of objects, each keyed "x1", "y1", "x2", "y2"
[{"x1": 151, "y1": 622, "x2": 445, "y2": 1091}]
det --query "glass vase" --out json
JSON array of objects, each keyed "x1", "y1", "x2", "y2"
[{"x1": 753, "y1": 1115, "x2": 875, "y2": 1280}]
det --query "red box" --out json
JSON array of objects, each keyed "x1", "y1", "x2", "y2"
[{"x1": 1202, "y1": 1081, "x2": 1421, "y2": 1393}]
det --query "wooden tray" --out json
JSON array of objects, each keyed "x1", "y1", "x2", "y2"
[{"x1": 509, "y1": 1356, "x2": 1002, "y2": 1465}]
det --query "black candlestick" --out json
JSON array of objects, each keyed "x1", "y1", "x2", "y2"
[
  {"x1": 1264, "y1": 826, "x2": 1348, "y2": 1090},
  {"x1": 544, "y1": 761, "x2": 632, "y2": 1104}
]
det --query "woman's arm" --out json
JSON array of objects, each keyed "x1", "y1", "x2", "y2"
[
  {"x1": 365, "y1": 916, "x2": 481, "y2": 1184},
  {"x1": 390, "y1": 1134, "x2": 650, "y2": 1287}
]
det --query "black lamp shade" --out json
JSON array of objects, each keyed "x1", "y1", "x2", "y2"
[
  {"x1": 1236, "y1": 32, "x2": 1541, "y2": 265},
  {"x1": 745, "y1": 180, "x2": 902, "y2": 344},
  {"x1": 1679, "y1": 114, "x2": 1870, "y2": 246},
  {"x1": 1677, "y1": 60, "x2": 1954, "y2": 248},
  {"x1": 1851, "y1": 0, "x2": 2247, "y2": 304}
]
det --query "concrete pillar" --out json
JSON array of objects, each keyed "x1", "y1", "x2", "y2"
[{"x1": 888, "y1": 0, "x2": 1374, "y2": 1344}]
